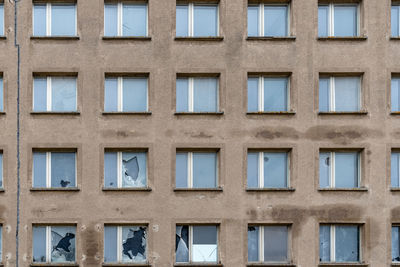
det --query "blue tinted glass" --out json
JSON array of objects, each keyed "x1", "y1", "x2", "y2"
[
  {"x1": 104, "y1": 152, "x2": 118, "y2": 188},
  {"x1": 105, "y1": 4, "x2": 118, "y2": 36},
  {"x1": 176, "y1": 78, "x2": 189, "y2": 112},
  {"x1": 264, "y1": 77, "x2": 288, "y2": 111},
  {"x1": 392, "y1": 6, "x2": 400, "y2": 37},
  {"x1": 247, "y1": 153, "x2": 259, "y2": 188},
  {"x1": 51, "y1": 152, "x2": 76, "y2": 188},
  {"x1": 264, "y1": 153, "x2": 287, "y2": 188},
  {"x1": 176, "y1": 5, "x2": 189, "y2": 36},
  {"x1": 33, "y1": 226, "x2": 47, "y2": 262},
  {"x1": 33, "y1": 4, "x2": 47, "y2": 36},
  {"x1": 193, "y1": 5, "x2": 218, "y2": 37},
  {"x1": 34, "y1": 78, "x2": 47, "y2": 111},
  {"x1": 318, "y1": 6, "x2": 329, "y2": 37},
  {"x1": 319, "y1": 78, "x2": 330, "y2": 112},
  {"x1": 392, "y1": 78, "x2": 400, "y2": 112},
  {"x1": 51, "y1": 4, "x2": 76, "y2": 36},
  {"x1": 248, "y1": 226, "x2": 259, "y2": 262},
  {"x1": 121, "y1": 152, "x2": 147, "y2": 188},
  {"x1": 264, "y1": 226, "x2": 288, "y2": 261},
  {"x1": 0, "y1": 5, "x2": 4, "y2": 36},
  {"x1": 392, "y1": 226, "x2": 400, "y2": 262},
  {"x1": 104, "y1": 78, "x2": 118, "y2": 112},
  {"x1": 264, "y1": 6, "x2": 287, "y2": 36},
  {"x1": 335, "y1": 152, "x2": 358, "y2": 188},
  {"x1": 335, "y1": 225, "x2": 359, "y2": 262},
  {"x1": 193, "y1": 153, "x2": 217, "y2": 188},
  {"x1": 319, "y1": 225, "x2": 330, "y2": 262},
  {"x1": 392, "y1": 153, "x2": 400, "y2": 188},
  {"x1": 319, "y1": 153, "x2": 331, "y2": 188},
  {"x1": 33, "y1": 153, "x2": 46, "y2": 188},
  {"x1": 334, "y1": 5, "x2": 357, "y2": 37},
  {"x1": 122, "y1": 78, "x2": 148, "y2": 112},
  {"x1": 52, "y1": 77, "x2": 77, "y2": 111},
  {"x1": 104, "y1": 226, "x2": 118, "y2": 262},
  {"x1": 0, "y1": 154, "x2": 2, "y2": 188},
  {"x1": 193, "y1": 78, "x2": 218, "y2": 112},
  {"x1": 0, "y1": 77, "x2": 3, "y2": 111},
  {"x1": 176, "y1": 153, "x2": 188, "y2": 188},
  {"x1": 247, "y1": 77, "x2": 259, "y2": 112},
  {"x1": 123, "y1": 4, "x2": 147, "y2": 36},
  {"x1": 247, "y1": 6, "x2": 259, "y2": 36},
  {"x1": 335, "y1": 77, "x2": 360, "y2": 112}
]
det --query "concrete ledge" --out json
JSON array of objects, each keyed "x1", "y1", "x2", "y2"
[
  {"x1": 390, "y1": 188, "x2": 400, "y2": 192},
  {"x1": 317, "y1": 36, "x2": 367, "y2": 41},
  {"x1": 246, "y1": 188, "x2": 295, "y2": 192},
  {"x1": 30, "y1": 112, "x2": 80, "y2": 115},
  {"x1": 390, "y1": 37, "x2": 400, "y2": 40},
  {"x1": 174, "y1": 187, "x2": 223, "y2": 192},
  {"x1": 102, "y1": 187, "x2": 152, "y2": 192},
  {"x1": 102, "y1": 112, "x2": 152, "y2": 115},
  {"x1": 318, "y1": 111, "x2": 368, "y2": 115},
  {"x1": 174, "y1": 264, "x2": 223, "y2": 267},
  {"x1": 0, "y1": 36, "x2": 6, "y2": 40},
  {"x1": 30, "y1": 187, "x2": 80, "y2": 192},
  {"x1": 246, "y1": 263, "x2": 296, "y2": 267},
  {"x1": 31, "y1": 263, "x2": 79, "y2": 267},
  {"x1": 318, "y1": 188, "x2": 368, "y2": 192},
  {"x1": 174, "y1": 112, "x2": 224, "y2": 115},
  {"x1": 246, "y1": 112, "x2": 296, "y2": 115},
  {"x1": 30, "y1": 36, "x2": 80, "y2": 40},
  {"x1": 102, "y1": 36, "x2": 151, "y2": 41},
  {"x1": 318, "y1": 263, "x2": 368, "y2": 267},
  {"x1": 175, "y1": 36, "x2": 224, "y2": 41},
  {"x1": 246, "y1": 36, "x2": 296, "y2": 41},
  {"x1": 102, "y1": 263, "x2": 151, "y2": 267},
  {"x1": 390, "y1": 112, "x2": 400, "y2": 115}
]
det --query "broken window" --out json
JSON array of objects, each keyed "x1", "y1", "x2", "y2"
[
  {"x1": 247, "y1": 151, "x2": 289, "y2": 189},
  {"x1": 33, "y1": 76, "x2": 77, "y2": 112},
  {"x1": 248, "y1": 225, "x2": 289, "y2": 263},
  {"x1": 176, "y1": 77, "x2": 218, "y2": 113},
  {"x1": 318, "y1": 4, "x2": 358, "y2": 37},
  {"x1": 247, "y1": 4, "x2": 289, "y2": 37},
  {"x1": 104, "y1": 2, "x2": 148, "y2": 37},
  {"x1": 176, "y1": 4, "x2": 218, "y2": 37},
  {"x1": 104, "y1": 151, "x2": 147, "y2": 188},
  {"x1": 104, "y1": 77, "x2": 148, "y2": 112},
  {"x1": 33, "y1": 225, "x2": 76, "y2": 263},
  {"x1": 393, "y1": 225, "x2": 400, "y2": 262},
  {"x1": 104, "y1": 225, "x2": 147, "y2": 263},
  {"x1": 33, "y1": 151, "x2": 76, "y2": 189},
  {"x1": 392, "y1": 152, "x2": 400, "y2": 188},
  {"x1": 319, "y1": 224, "x2": 360, "y2": 263},
  {"x1": 176, "y1": 225, "x2": 218, "y2": 263},
  {"x1": 33, "y1": 3, "x2": 76, "y2": 36},
  {"x1": 176, "y1": 152, "x2": 217, "y2": 189},
  {"x1": 319, "y1": 151, "x2": 360, "y2": 189},
  {"x1": 392, "y1": 77, "x2": 400, "y2": 112}
]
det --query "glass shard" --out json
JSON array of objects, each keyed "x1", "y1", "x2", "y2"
[{"x1": 122, "y1": 226, "x2": 147, "y2": 262}]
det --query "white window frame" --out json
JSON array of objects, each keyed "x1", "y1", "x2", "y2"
[
  {"x1": 320, "y1": 151, "x2": 361, "y2": 188},
  {"x1": 319, "y1": 3, "x2": 360, "y2": 37},
  {"x1": 180, "y1": 152, "x2": 218, "y2": 188},
  {"x1": 251, "y1": 151, "x2": 290, "y2": 188},
  {"x1": 32, "y1": 3, "x2": 77, "y2": 36},
  {"x1": 107, "y1": 77, "x2": 149, "y2": 112},
  {"x1": 248, "y1": 3, "x2": 290, "y2": 37},
  {"x1": 180, "y1": 77, "x2": 219, "y2": 112},
  {"x1": 392, "y1": 152, "x2": 400, "y2": 187},
  {"x1": 32, "y1": 152, "x2": 77, "y2": 188},
  {"x1": 322, "y1": 76, "x2": 361, "y2": 112},
  {"x1": 179, "y1": 3, "x2": 219, "y2": 37},
  {"x1": 251, "y1": 76, "x2": 290, "y2": 112}
]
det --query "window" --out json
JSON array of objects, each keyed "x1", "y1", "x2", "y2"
[
  {"x1": 0, "y1": 76, "x2": 3, "y2": 112},
  {"x1": 176, "y1": 3, "x2": 218, "y2": 37},
  {"x1": 248, "y1": 225, "x2": 289, "y2": 263},
  {"x1": 104, "y1": 151, "x2": 147, "y2": 188},
  {"x1": 392, "y1": 77, "x2": 400, "y2": 112},
  {"x1": 393, "y1": 225, "x2": 400, "y2": 262},
  {"x1": 0, "y1": 4, "x2": 4, "y2": 36},
  {"x1": 33, "y1": 151, "x2": 76, "y2": 189},
  {"x1": 104, "y1": 2, "x2": 148, "y2": 37},
  {"x1": 104, "y1": 77, "x2": 148, "y2": 112},
  {"x1": 392, "y1": 152, "x2": 400, "y2": 188},
  {"x1": 176, "y1": 225, "x2": 218, "y2": 263},
  {"x1": 33, "y1": 225, "x2": 76, "y2": 263},
  {"x1": 319, "y1": 76, "x2": 361, "y2": 112},
  {"x1": 0, "y1": 225, "x2": 2, "y2": 262},
  {"x1": 33, "y1": 76, "x2": 77, "y2": 112},
  {"x1": 248, "y1": 76, "x2": 289, "y2": 112},
  {"x1": 318, "y1": 3, "x2": 359, "y2": 37},
  {"x1": 247, "y1": 151, "x2": 289, "y2": 189},
  {"x1": 319, "y1": 151, "x2": 360, "y2": 188},
  {"x1": 176, "y1": 77, "x2": 218, "y2": 113},
  {"x1": 176, "y1": 152, "x2": 218, "y2": 189},
  {"x1": 104, "y1": 225, "x2": 147, "y2": 263},
  {"x1": 33, "y1": 3, "x2": 77, "y2": 36},
  {"x1": 0, "y1": 152, "x2": 3, "y2": 188},
  {"x1": 247, "y1": 4, "x2": 289, "y2": 37},
  {"x1": 392, "y1": 4, "x2": 400, "y2": 37},
  {"x1": 319, "y1": 224, "x2": 360, "y2": 262}
]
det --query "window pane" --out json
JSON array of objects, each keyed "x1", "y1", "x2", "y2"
[
  {"x1": 392, "y1": 78, "x2": 400, "y2": 112},
  {"x1": 247, "y1": 6, "x2": 259, "y2": 37},
  {"x1": 392, "y1": 226, "x2": 400, "y2": 262},
  {"x1": 176, "y1": 153, "x2": 188, "y2": 188},
  {"x1": 0, "y1": 153, "x2": 2, "y2": 188},
  {"x1": 176, "y1": 226, "x2": 189, "y2": 262},
  {"x1": 122, "y1": 78, "x2": 148, "y2": 112},
  {"x1": 392, "y1": 6, "x2": 399, "y2": 37},
  {"x1": 192, "y1": 226, "x2": 217, "y2": 262},
  {"x1": 335, "y1": 152, "x2": 358, "y2": 188},
  {"x1": 264, "y1": 226, "x2": 288, "y2": 262},
  {"x1": 247, "y1": 152, "x2": 259, "y2": 188},
  {"x1": 193, "y1": 153, "x2": 217, "y2": 188},
  {"x1": 33, "y1": 152, "x2": 46, "y2": 188},
  {"x1": 334, "y1": 5, "x2": 357, "y2": 37},
  {"x1": 33, "y1": 4, "x2": 47, "y2": 36},
  {"x1": 176, "y1": 78, "x2": 189, "y2": 112},
  {"x1": 122, "y1": 4, "x2": 147, "y2": 36},
  {"x1": 121, "y1": 226, "x2": 147, "y2": 262},
  {"x1": 51, "y1": 152, "x2": 76, "y2": 188},
  {"x1": 392, "y1": 153, "x2": 400, "y2": 188},
  {"x1": 104, "y1": 4, "x2": 118, "y2": 36},
  {"x1": 33, "y1": 78, "x2": 47, "y2": 112},
  {"x1": 318, "y1": 5, "x2": 329, "y2": 37},
  {"x1": 247, "y1": 226, "x2": 259, "y2": 262},
  {"x1": 319, "y1": 225, "x2": 330, "y2": 262},
  {"x1": 319, "y1": 78, "x2": 330, "y2": 112},
  {"x1": 104, "y1": 152, "x2": 118, "y2": 188},
  {"x1": 51, "y1": 226, "x2": 76, "y2": 262},
  {"x1": 52, "y1": 77, "x2": 77, "y2": 112},
  {"x1": 176, "y1": 5, "x2": 189, "y2": 36},
  {"x1": 264, "y1": 77, "x2": 288, "y2": 111},
  {"x1": 193, "y1": 5, "x2": 218, "y2": 37},
  {"x1": 247, "y1": 77, "x2": 259, "y2": 112},
  {"x1": 0, "y1": 77, "x2": 3, "y2": 111},
  {"x1": 193, "y1": 78, "x2": 218, "y2": 112},
  {"x1": 0, "y1": 226, "x2": 2, "y2": 261},
  {"x1": 51, "y1": 4, "x2": 76, "y2": 36},
  {"x1": 334, "y1": 77, "x2": 360, "y2": 112},
  {"x1": 335, "y1": 225, "x2": 359, "y2": 262},
  {"x1": 121, "y1": 152, "x2": 147, "y2": 187},
  {"x1": 104, "y1": 226, "x2": 118, "y2": 262},
  {"x1": 0, "y1": 5, "x2": 4, "y2": 36},
  {"x1": 33, "y1": 226, "x2": 47, "y2": 262},
  {"x1": 264, "y1": 153, "x2": 287, "y2": 188},
  {"x1": 319, "y1": 153, "x2": 331, "y2": 188},
  {"x1": 264, "y1": 6, "x2": 287, "y2": 37},
  {"x1": 104, "y1": 78, "x2": 118, "y2": 112}
]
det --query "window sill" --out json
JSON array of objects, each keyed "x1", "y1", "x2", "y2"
[
  {"x1": 390, "y1": 112, "x2": 400, "y2": 115},
  {"x1": 31, "y1": 263, "x2": 79, "y2": 267},
  {"x1": 318, "y1": 263, "x2": 368, "y2": 267},
  {"x1": 317, "y1": 36, "x2": 367, "y2": 41},
  {"x1": 390, "y1": 37, "x2": 400, "y2": 40},
  {"x1": 174, "y1": 112, "x2": 224, "y2": 116},
  {"x1": 0, "y1": 36, "x2": 6, "y2": 40},
  {"x1": 102, "y1": 36, "x2": 151, "y2": 41},
  {"x1": 392, "y1": 263, "x2": 400, "y2": 266},
  {"x1": 318, "y1": 111, "x2": 368, "y2": 115},
  {"x1": 246, "y1": 111, "x2": 296, "y2": 115},
  {"x1": 246, "y1": 188, "x2": 295, "y2": 192},
  {"x1": 102, "y1": 187, "x2": 152, "y2": 192},
  {"x1": 102, "y1": 112, "x2": 152, "y2": 115},
  {"x1": 30, "y1": 111, "x2": 80, "y2": 115},
  {"x1": 0, "y1": 112, "x2": 5, "y2": 115},
  {"x1": 30, "y1": 187, "x2": 80, "y2": 192},
  {"x1": 318, "y1": 187, "x2": 368, "y2": 192},
  {"x1": 247, "y1": 263, "x2": 296, "y2": 267},
  {"x1": 246, "y1": 36, "x2": 296, "y2": 41},
  {"x1": 174, "y1": 264, "x2": 223, "y2": 267},
  {"x1": 0, "y1": 189, "x2": 5, "y2": 193},
  {"x1": 30, "y1": 36, "x2": 80, "y2": 40},
  {"x1": 175, "y1": 36, "x2": 224, "y2": 41},
  {"x1": 390, "y1": 188, "x2": 400, "y2": 192},
  {"x1": 174, "y1": 187, "x2": 223, "y2": 192},
  {"x1": 102, "y1": 263, "x2": 151, "y2": 267}
]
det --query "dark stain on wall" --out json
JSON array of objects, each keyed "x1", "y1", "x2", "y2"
[
  {"x1": 102, "y1": 130, "x2": 144, "y2": 138},
  {"x1": 83, "y1": 226, "x2": 100, "y2": 265},
  {"x1": 304, "y1": 126, "x2": 383, "y2": 143},
  {"x1": 255, "y1": 127, "x2": 300, "y2": 140},
  {"x1": 187, "y1": 131, "x2": 213, "y2": 138}
]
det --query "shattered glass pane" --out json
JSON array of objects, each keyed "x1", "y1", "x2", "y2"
[
  {"x1": 0, "y1": 153, "x2": 2, "y2": 188},
  {"x1": 319, "y1": 153, "x2": 330, "y2": 188},
  {"x1": 122, "y1": 152, "x2": 147, "y2": 188},
  {"x1": 176, "y1": 153, "x2": 188, "y2": 188},
  {"x1": 392, "y1": 153, "x2": 400, "y2": 188},
  {"x1": 33, "y1": 226, "x2": 47, "y2": 262},
  {"x1": 51, "y1": 152, "x2": 76, "y2": 188},
  {"x1": 33, "y1": 78, "x2": 47, "y2": 112},
  {"x1": 122, "y1": 4, "x2": 147, "y2": 36},
  {"x1": 319, "y1": 225, "x2": 330, "y2": 262},
  {"x1": 52, "y1": 77, "x2": 77, "y2": 112},
  {"x1": 264, "y1": 226, "x2": 288, "y2": 262},
  {"x1": 264, "y1": 152, "x2": 287, "y2": 188},
  {"x1": 51, "y1": 226, "x2": 76, "y2": 262},
  {"x1": 247, "y1": 152, "x2": 259, "y2": 188},
  {"x1": 122, "y1": 78, "x2": 148, "y2": 112},
  {"x1": 104, "y1": 78, "x2": 118, "y2": 112},
  {"x1": 193, "y1": 153, "x2": 217, "y2": 188},
  {"x1": 176, "y1": 225, "x2": 189, "y2": 262},
  {"x1": 104, "y1": 226, "x2": 117, "y2": 262},
  {"x1": 192, "y1": 226, "x2": 217, "y2": 262},
  {"x1": 335, "y1": 225, "x2": 359, "y2": 262},
  {"x1": 392, "y1": 226, "x2": 400, "y2": 262},
  {"x1": 33, "y1": 152, "x2": 46, "y2": 188},
  {"x1": 104, "y1": 152, "x2": 118, "y2": 188},
  {"x1": 335, "y1": 152, "x2": 358, "y2": 188},
  {"x1": 122, "y1": 226, "x2": 147, "y2": 262},
  {"x1": 247, "y1": 226, "x2": 259, "y2": 262}
]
